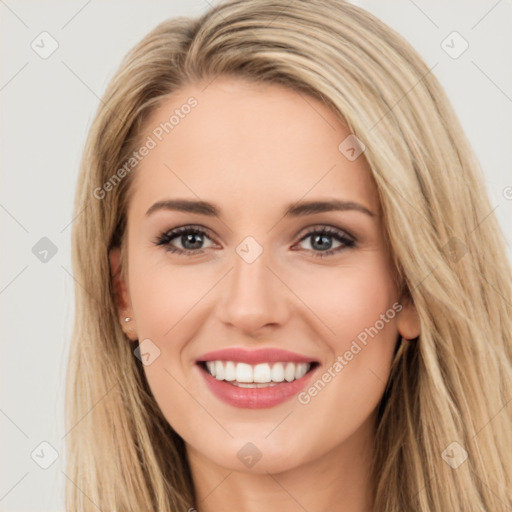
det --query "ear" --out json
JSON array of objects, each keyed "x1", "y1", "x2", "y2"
[
  {"x1": 396, "y1": 297, "x2": 420, "y2": 341},
  {"x1": 109, "y1": 247, "x2": 137, "y2": 341}
]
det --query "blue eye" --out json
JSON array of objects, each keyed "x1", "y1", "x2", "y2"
[
  {"x1": 295, "y1": 226, "x2": 356, "y2": 258},
  {"x1": 155, "y1": 225, "x2": 214, "y2": 255},
  {"x1": 154, "y1": 225, "x2": 356, "y2": 257}
]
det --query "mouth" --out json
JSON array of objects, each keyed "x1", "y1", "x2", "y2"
[
  {"x1": 197, "y1": 360, "x2": 320, "y2": 388},
  {"x1": 194, "y1": 347, "x2": 320, "y2": 408},
  {"x1": 196, "y1": 359, "x2": 320, "y2": 408}
]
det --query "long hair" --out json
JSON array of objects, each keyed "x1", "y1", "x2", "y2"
[{"x1": 65, "y1": 1, "x2": 512, "y2": 510}]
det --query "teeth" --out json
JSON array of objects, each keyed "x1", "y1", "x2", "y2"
[
  {"x1": 284, "y1": 362, "x2": 295, "y2": 382},
  {"x1": 232, "y1": 381, "x2": 278, "y2": 388},
  {"x1": 295, "y1": 362, "x2": 309, "y2": 379},
  {"x1": 271, "y1": 363, "x2": 285, "y2": 382},
  {"x1": 204, "y1": 361, "x2": 312, "y2": 383},
  {"x1": 224, "y1": 361, "x2": 236, "y2": 381},
  {"x1": 215, "y1": 360, "x2": 225, "y2": 380},
  {"x1": 253, "y1": 363, "x2": 271, "y2": 383},
  {"x1": 236, "y1": 362, "x2": 253, "y2": 382}
]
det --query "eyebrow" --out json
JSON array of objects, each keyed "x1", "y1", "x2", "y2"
[{"x1": 145, "y1": 198, "x2": 376, "y2": 218}]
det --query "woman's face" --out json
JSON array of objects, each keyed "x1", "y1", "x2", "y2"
[{"x1": 110, "y1": 77, "x2": 419, "y2": 474}]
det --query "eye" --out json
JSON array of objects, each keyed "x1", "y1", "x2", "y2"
[
  {"x1": 154, "y1": 225, "x2": 216, "y2": 255},
  {"x1": 154, "y1": 224, "x2": 356, "y2": 258},
  {"x1": 294, "y1": 226, "x2": 356, "y2": 258}
]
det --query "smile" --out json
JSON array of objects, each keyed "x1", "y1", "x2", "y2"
[
  {"x1": 195, "y1": 348, "x2": 320, "y2": 409},
  {"x1": 202, "y1": 360, "x2": 313, "y2": 386}
]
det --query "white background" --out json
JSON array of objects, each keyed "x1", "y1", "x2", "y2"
[{"x1": 1, "y1": 1, "x2": 511, "y2": 510}]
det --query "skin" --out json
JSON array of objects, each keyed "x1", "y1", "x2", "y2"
[{"x1": 110, "y1": 76, "x2": 420, "y2": 512}]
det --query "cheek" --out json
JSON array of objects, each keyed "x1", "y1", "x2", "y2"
[
  {"x1": 128, "y1": 254, "x2": 211, "y2": 345},
  {"x1": 295, "y1": 267, "x2": 398, "y2": 428},
  {"x1": 290, "y1": 255, "x2": 397, "y2": 343},
  {"x1": 127, "y1": 255, "x2": 221, "y2": 406},
  {"x1": 128, "y1": 260, "x2": 210, "y2": 427},
  {"x1": 289, "y1": 258, "x2": 399, "y2": 423}
]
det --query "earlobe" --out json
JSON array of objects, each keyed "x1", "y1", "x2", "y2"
[
  {"x1": 396, "y1": 299, "x2": 421, "y2": 341},
  {"x1": 109, "y1": 247, "x2": 137, "y2": 340}
]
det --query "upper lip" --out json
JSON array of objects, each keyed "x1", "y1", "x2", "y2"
[{"x1": 196, "y1": 347, "x2": 318, "y2": 365}]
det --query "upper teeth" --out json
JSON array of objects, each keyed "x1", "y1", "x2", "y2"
[{"x1": 205, "y1": 361, "x2": 311, "y2": 383}]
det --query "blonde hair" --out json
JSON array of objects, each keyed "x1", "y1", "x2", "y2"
[{"x1": 66, "y1": 0, "x2": 512, "y2": 510}]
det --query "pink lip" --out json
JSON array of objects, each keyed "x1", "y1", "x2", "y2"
[
  {"x1": 196, "y1": 347, "x2": 317, "y2": 365},
  {"x1": 196, "y1": 363, "x2": 318, "y2": 409}
]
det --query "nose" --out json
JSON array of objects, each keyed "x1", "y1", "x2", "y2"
[{"x1": 216, "y1": 247, "x2": 291, "y2": 336}]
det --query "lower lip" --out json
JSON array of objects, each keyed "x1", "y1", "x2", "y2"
[{"x1": 197, "y1": 364, "x2": 317, "y2": 409}]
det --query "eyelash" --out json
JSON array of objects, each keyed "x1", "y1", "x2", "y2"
[{"x1": 154, "y1": 224, "x2": 356, "y2": 259}]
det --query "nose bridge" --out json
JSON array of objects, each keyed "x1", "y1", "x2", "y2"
[{"x1": 218, "y1": 238, "x2": 289, "y2": 332}]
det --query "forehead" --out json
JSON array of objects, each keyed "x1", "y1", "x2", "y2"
[{"x1": 127, "y1": 77, "x2": 379, "y2": 220}]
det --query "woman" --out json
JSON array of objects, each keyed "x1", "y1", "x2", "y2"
[{"x1": 65, "y1": 0, "x2": 512, "y2": 510}]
